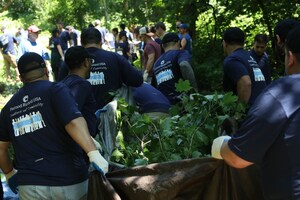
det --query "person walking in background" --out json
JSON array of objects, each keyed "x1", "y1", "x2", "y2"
[
  {"x1": 179, "y1": 24, "x2": 192, "y2": 55},
  {"x1": 250, "y1": 34, "x2": 272, "y2": 85},
  {"x1": 49, "y1": 29, "x2": 64, "y2": 81},
  {"x1": 139, "y1": 26, "x2": 162, "y2": 83},
  {"x1": 0, "y1": 25, "x2": 19, "y2": 81},
  {"x1": 222, "y1": 27, "x2": 266, "y2": 107},
  {"x1": 66, "y1": 25, "x2": 80, "y2": 46},
  {"x1": 152, "y1": 32, "x2": 198, "y2": 105},
  {"x1": 0, "y1": 52, "x2": 108, "y2": 199},
  {"x1": 17, "y1": 25, "x2": 47, "y2": 60},
  {"x1": 56, "y1": 22, "x2": 71, "y2": 54}
]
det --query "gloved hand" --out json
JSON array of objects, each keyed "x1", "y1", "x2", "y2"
[
  {"x1": 5, "y1": 168, "x2": 18, "y2": 194},
  {"x1": 211, "y1": 136, "x2": 231, "y2": 159},
  {"x1": 88, "y1": 150, "x2": 109, "y2": 174},
  {"x1": 91, "y1": 137, "x2": 102, "y2": 151},
  {"x1": 143, "y1": 71, "x2": 148, "y2": 81}
]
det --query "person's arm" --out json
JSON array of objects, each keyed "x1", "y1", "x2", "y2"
[
  {"x1": 180, "y1": 38, "x2": 187, "y2": 50},
  {"x1": 237, "y1": 75, "x2": 251, "y2": 103},
  {"x1": 221, "y1": 140, "x2": 253, "y2": 168},
  {"x1": 56, "y1": 44, "x2": 64, "y2": 61},
  {"x1": 179, "y1": 61, "x2": 198, "y2": 91},
  {"x1": 65, "y1": 117, "x2": 109, "y2": 173},
  {"x1": 145, "y1": 52, "x2": 155, "y2": 73},
  {"x1": 65, "y1": 117, "x2": 96, "y2": 154},
  {"x1": 0, "y1": 141, "x2": 14, "y2": 174}
]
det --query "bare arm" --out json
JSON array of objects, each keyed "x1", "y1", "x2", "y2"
[
  {"x1": 179, "y1": 61, "x2": 198, "y2": 91},
  {"x1": 221, "y1": 140, "x2": 253, "y2": 168},
  {"x1": 237, "y1": 75, "x2": 251, "y2": 103},
  {"x1": 0, "y1": 141, "x2": 14, "y2": 174},
  {"x1": 146, "y1": 53, "x2": 155, "y2": 73},
  {"x1": 65, "y1": 117, "x2": 96, "y2": 154},
  {"x1": 180, "y1": 38, "x2": 187, "y2": 50}
]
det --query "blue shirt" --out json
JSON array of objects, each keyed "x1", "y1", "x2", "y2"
[
  {"x1": 249, "y1": 49, "x2": 272, "y2": 85},
  {"x1": 86, "y1": 47, "x2": 143, "y2": 109},
  {"x1": 153, "y1": 49, "x2": 191, "y2": 105},
  {"x1": 223, "y1": 48, "x2": 266, "y2": 107},
  {"x1": 0, "y1": 32, "x2": 16, "y2": 55},
  {"x1": 17, "y1": 39, "x2": 47, "y2": 60},
  {"x1": 228, "y1": 73, "x2": 300, "y2": 199},
  {"x1": 62, "y1": 74, "x2": 98, "y2": 137},
  {"x1": 0, "y1": 81, "x2": 88, "y2": 186},
  {"x1": 59, "y1": 31, "x2": 71, "y2": 52},
  {"x1": 132, "y1": 83, "x2": 171, "y2": 113}
]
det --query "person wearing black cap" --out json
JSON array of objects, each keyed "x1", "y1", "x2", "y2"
[
  {"x1": 222, "y1": 27, "x2": 266, "y2": 107},
  {"x1": 212, "y1": 25, "x2": 300, "y2": 200},
  {"x1": 62, "y1": 46, "x2": 98, "y2": 138},
  {"x1": 0, "y1": 52, "x2": 108, "y2": 199},
  {"x1": 152, "y1": 32, "x2": 198, "y2": 105}
]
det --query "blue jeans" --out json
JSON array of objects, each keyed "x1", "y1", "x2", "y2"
[{"x1": 18, "y1": 179, "x2": 88, "y2": 200}]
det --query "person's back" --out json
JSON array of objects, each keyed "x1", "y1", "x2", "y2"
[
  {"x1": 222, "y1": 27, "x2": 266, "y2": 107},
  {"x1": 81, "y1": 27, "x2": 143, "y2": 109},
  {"x1": 62, "y1": 46, "x2": 98, "y2": 137},
  {"x1": 132, "y1": 82, "x2": 171, "y2": 114},
  {"x1": 3, "y1": 80, "x2": 88, "y2": 185},
  {"x1": 223, "y1": 48, "x2": 266, "y2": 106}
]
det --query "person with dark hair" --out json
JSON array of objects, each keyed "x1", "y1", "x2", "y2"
[
  {"x1": 80, "y1": 27, "x2": 143, "y2": 109},
  {"x1": 49, "y1": 29, "x2": 64, "y2": 81},
  {"x1": 250, "y1": 34, "x2": 272, "y2": 85},
  {"x1": 0, "y1": 52, "x2": 108, "y2": 199},
  {"x1": 56, "y1": 22, "x2": 71, "y2": 54},
  {"x1": 274, "y1": 19, "x2": 300, "y2": 61},
  {"x1": 115, "y1": 31, "x2": 130, "y2": 61},
  {"x1": 62, "y1": 46, "x2": 98, "y2": 137},
  {"x1": 222, "y1": 27, "x2": 266, "y2": 107},
  {"x1": 212, "y1": 25, "x2": 300, "y2": 200},
  {"x1": 155, "y1": 22, "x2": 167, "y2": 39},
  {"x1": 152, "y1": 32, "x2": 198, "y2": 105}
]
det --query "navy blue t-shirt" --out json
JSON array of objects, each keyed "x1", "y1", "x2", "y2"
[
  {"x1": 0, "y1": 32, "x2": 16, "y2": 55},
  {"x1": 86, "y1": 47, "x2": 143, "y2": 109},
  {"x1": 115, "y1": 41, "x2": 130, "y2": 60},
  {"x1": 59, "y1": 31, "x2": 71, "y2": 52},
  {"x1": 249, "y1": 49, "x2": 272, "y2": 85},
  {"x1": 132, "y1": 82, "x2": 171, "y2": 113},
  {"x1": 0, "y1": 81, "x2": 88, "y2": 186},
  {"x1": 62, "y1": 74, "x2": 98, "y2": 137},
  {"x1": 228, "y1": 73, "x2": 300, "y2": 199},
  {"x1": 153, "y1": 50, "x2": 191, "y2": 105},
  {"x1": 223, "y1": 48, "x2": 266, "y2": 106}
]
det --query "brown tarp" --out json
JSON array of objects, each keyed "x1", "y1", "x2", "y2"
[{"x1": 88, "y1": 157, "x2": 264, "y2": 200}]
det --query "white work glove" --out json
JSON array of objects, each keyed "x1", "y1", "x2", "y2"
[
  {"x1": 211, "y1": 136, "x2": 231, "y2": 159},
  {"x1": 91, "y1": 137, "x2": 102, "y2": 152},
  {"x1": 88, "y1": 150, "x2": 109, "y2": 174},
  {"x1": 143, "y1": 71, "x2": 148, "y2": 81}
]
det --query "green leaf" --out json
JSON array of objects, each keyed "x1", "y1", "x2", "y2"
[
  {"x1": 175, "y1": 79, "x2": 192, "y2": 92},
  {"x1": 111, "y1": 149, "x2": 124, "y2": 162}
]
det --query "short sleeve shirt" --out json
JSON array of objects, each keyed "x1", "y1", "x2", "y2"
[
  {"x1": 0, "y1": 81, "x2": 88, "y2": 186},
  {"x1": 223, "y1": 48, "x2": 266, "y2": 106},
  {"x1": 153, "y1": 49, "x2": 191, "y2": 104},
  {"x1": 228, "y1": 74, "x2": 300, "y2": 199}
]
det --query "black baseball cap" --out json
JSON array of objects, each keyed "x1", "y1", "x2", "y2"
[
  {"x1": 162, "y1": 32, "x2": 180, "y2": 44},
  {"x1": 65, "y1": 46, "x2": 93, "y2": 68},
  {"x1": 223, "y1": 27, "x2": 245, "y2": 45},
  {"x1": 17, "y1": 52, "x2": 46, "y2": 74}
]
